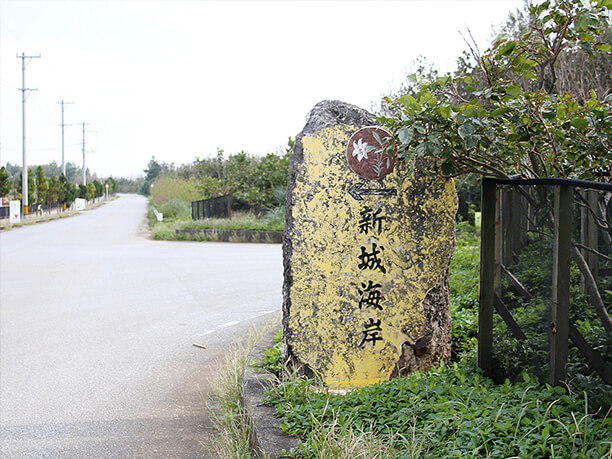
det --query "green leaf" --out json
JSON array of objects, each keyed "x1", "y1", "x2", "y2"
[
  {"x1": 580, "y1": 41, "x2": 595, "y2": 54},
  {"x1": 464, "y1": 135, "x2": 479, "y2": 149},
  {"x1": 579, "y1": 33, "x2": 596, "y2": 43},
  {"x1": 571, "y1": 117, "x2": 589, "y2": 130},
  {"x1": 505, "y1": 85, "x2": 522, "y2": 98},
  {"x1": 522, "y1": 71, "x2": 538, "y2": 80},
  {"x1": 491, "y1": 107, "x2": 511, "y2": 117},
  {"x1": 458, "y1": 123, "x2": 475, "y2": 139},
  {"x1": 398, "y1": 95, "x2": 420, "y2": 110},
  {"x1": 498, "y1": 41, "x2": 517, "y2": 56},
  {"x1": 554, "y1": 129, "x2": 566, "y2": 142},
  {"x1": 398, "y1": 127, "x2": 414, "y2": 145},
  {"x1": 542, "y1": 424, "x2": 551, "y2": 441},
  {"x1": 439, "y1": 105, "x2": 451, "y2": 119}
]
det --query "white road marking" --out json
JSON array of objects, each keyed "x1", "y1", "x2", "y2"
[{"x1": 195, "y1": 309, "x2": 279, "y2": 338}]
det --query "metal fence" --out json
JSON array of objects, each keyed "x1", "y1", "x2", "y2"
[
  {"x1": 191, "y1": 194, "x2": 266, "y2": 220},
  {"x1": 191, "y1": 195, "x2": 233, "y2": 219}
]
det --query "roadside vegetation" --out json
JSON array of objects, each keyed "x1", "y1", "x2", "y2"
[
  {"x1": 0, "y1": 162, "x2": 119, "y2": 230},
  {"x1": 143, "y1": 146, "x2": 290, "y2": 241},
  {"x1": 260, "y1": 223, "x2": 611, "y2": 457},
  {"x1": 207, "y1": 322, "x2": 277, "y2": 458},
  {"x1": 0, "y1": 197, "x2": 114, "y2": 231},
  {"x1": 0, "y1": 160, "x2": 119, "y2": 215}
]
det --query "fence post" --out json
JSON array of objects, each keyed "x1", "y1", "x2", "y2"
[
  {"x1": 581, "y1": 190, "x2": 599, "y2": 292},
  {"x1": 478, "y1": 179, "x2": 497, "y2": 378},
  {"x1": 503, "y1": 190, "x2": 513, "y2": 267},
  {"x1": 495, "y1": 187, "x2": 503, "y2": 298},
  {"x1": 550, "y1": 185, "x2": 572, "y2": 386}
]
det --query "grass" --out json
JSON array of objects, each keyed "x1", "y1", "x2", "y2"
[
  {"x1": 255, "y1": 329, "x2": 282, "y2": 376},
  {"x1": 206, "y1": 321, "x2": 277, "y2": 458},
  {"x1": 255, "y1": 221, "x2": 612, "y2": 458},
  {"x1": 148, "y1": 199, "x2": 285, "y2": 242},
  {"x1": 296, "y1": 411, "x2": 424, "y2": 459},
  {"x1": 215, "y1": 221, "x2": 612, "y2": 457},
  {"x1": 267, "y1": 360, "x2": 612, "y2": 458}
]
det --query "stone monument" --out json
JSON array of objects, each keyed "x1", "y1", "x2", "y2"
[{"x1": 283, "y1": 100, "x2": 457, "y2": 389}]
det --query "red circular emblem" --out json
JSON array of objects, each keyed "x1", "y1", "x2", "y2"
[{"x1": 346, "y1": 127, "x2": 395, "y2": 180}]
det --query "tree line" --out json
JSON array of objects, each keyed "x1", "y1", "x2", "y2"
[
  {"x1": 0, "y1": 162, "x2": 117, "y2": 209},
  {"x1": 142, "y1": 141, "x2": 292, "y2": 210}
]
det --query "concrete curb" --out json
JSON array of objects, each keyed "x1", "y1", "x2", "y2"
[
  {"x1": 243, "y1": 327, "x2": 300, "y2": 458},
  {"x1": 176, "y1": 228, "x2": 283, "y2": 243}
]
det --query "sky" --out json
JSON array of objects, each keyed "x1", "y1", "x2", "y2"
[{"x1": 0, "y1": 0, "x2": 525, "y2": 178}]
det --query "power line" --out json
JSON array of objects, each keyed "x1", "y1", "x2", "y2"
[
  {"x1": 17, "y1": 52, "x2": 41, "y2": 215},
  {"x1": 58, "y1": 100, "x2": 74, "y2": 176}
]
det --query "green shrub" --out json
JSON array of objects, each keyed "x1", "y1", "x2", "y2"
[
  {"x1": 150, "y1": 176, "x2": 200, "y2": 206},
  {"x1": 262, "y1": 206, "x2": 285, "y2": 231},
  {"x1": 151, "y1": 221, "x2": 180, "y2": 240},
  {"x1": 158, "y1": 199, "x2": 191, "y2": 221}
]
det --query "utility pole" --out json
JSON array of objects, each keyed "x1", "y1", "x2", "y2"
[
  {"x1": 81, "y1": 122, "x2": 89, "y2": 185},
  {"x1": 58, "y1": 100, "x2": 74, "y2": 176},
  {"x1": 17, "y1": 52, "x2": 41, "y2": 215}
]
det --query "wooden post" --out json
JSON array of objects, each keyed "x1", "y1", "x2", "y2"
[
  {"x1": 584, "y1": 190, "x2": 599, "y2": 282},
  {"x1": 479, "y1": 180, "x2": 497, "y2": 378},
  {"x1": 583, "y1": 191, "x2": 599, "y2": 285},
  {"x1": 518, "y1": 189, "x2": 528, "y2": 249},
  {"x1": 511, "y1": 189, "x2": 524, "y2": 261},
  {"x1": 504, "y1": 190, "x2": 514, "y2": 267},
  {"x1": 494, "y1": 188, "x2": 503, "y2": 298},
  {"x1": 550, "y1": 185, "x2": 572, "y2": 386}
]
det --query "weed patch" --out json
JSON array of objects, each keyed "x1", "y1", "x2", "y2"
[
  {"x1": 255, "y1": 329, "x2": 282, "y2": 376},
  {"x1": 268, "y1": 361, "x2": 612, "y2": 458},
  {"x1": 263, "y1": 223, "x2": 612, "y2": 457},
  {"x1": 207, "y1": 324, "x2": 275, "y2": 458}
]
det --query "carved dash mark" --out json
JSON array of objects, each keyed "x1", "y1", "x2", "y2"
[{"x1": 348, "y1": 183, "x2": 397, "y2": 201}]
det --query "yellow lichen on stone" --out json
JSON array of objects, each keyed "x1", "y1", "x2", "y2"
[{"x1": 287, "y1": 125, "x2": 457, "y2": 389}]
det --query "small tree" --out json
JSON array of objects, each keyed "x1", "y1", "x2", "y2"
[
  {"x1": 46, "y1": 175, "x2": 61, "y2": 207},
  {"x1": 93, "y1": 180, "x2": 104, "y2": 198},
  {"x1": 0, "y1": 166, "x2": 11, "y2": 197},
  {"x1": 14, "y1": 169, "x2": 37, "y2": 205},
  {"x1": 35, "y1": 166, "x2": 48, "y2": 206},
  {"x1": 381, "y1": 0, "x2": 611, "y2": 181},
  {"x1": 141, "y1": 157, "x2": 163, "y2": 195},
  {"x1": 59, "y1": 174, "x2": 77, "y2": 206},
  {"x1": 86, "y1": 183, "x2": 96, "y2": 201},
  {"x1": 104, "y1": 177, "x2": 117, "y2": 194},
  {"x1": 78, "y1": 184, "x2": 87, "y2": 199},
  {"x1": 381, "y1": 0, "x2": 612, "y2": 333}
]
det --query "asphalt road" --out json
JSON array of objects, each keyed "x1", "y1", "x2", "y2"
[{"x1": 0, "y1": 194, "x2": 283, "y2": 458}]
